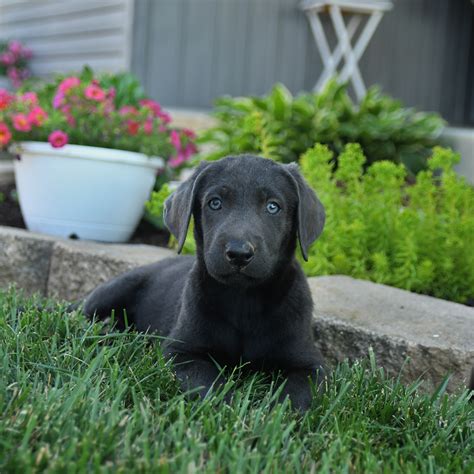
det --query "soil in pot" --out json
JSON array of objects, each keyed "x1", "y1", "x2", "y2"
[{"x1": 0, "y1": 183, "x2": 170, "y2": 247}]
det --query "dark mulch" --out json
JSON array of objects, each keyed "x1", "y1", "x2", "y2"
[
  {"x1": 129, "y1": 219, "x2": 170, "y2": 247},
  {"x1": 0, "y1": 182, "x2": 170, "y2": 247},
  {"x1": 0, "y1": 183, "x2": 25, "y2": 228}
]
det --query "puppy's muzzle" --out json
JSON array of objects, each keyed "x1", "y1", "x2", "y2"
[{"x1": 225, "y1": 240, "x2": 255, "y2": 268}]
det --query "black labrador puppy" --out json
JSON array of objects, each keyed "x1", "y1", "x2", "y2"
[{"x1": 82, "y1": 155, "x2": 326, "y2": 411}]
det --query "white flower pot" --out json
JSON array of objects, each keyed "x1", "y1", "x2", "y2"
[{"x1": 13, "y1": 141, "x2": 164, "y2": 242}]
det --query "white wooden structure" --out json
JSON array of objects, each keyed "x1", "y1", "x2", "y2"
[
  {"x1": 300, "y1": 0, "x2": 392, "y2": 100},
  {"x1": 0, "y1": 0, "x2": 134, "y2": 77}
]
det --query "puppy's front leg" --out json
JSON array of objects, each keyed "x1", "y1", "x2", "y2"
[
  {"x1": 167, "y1": 350, "x2": 227, "y2": 400},
  {"x1": 280, "y1": 366, "x2": 325, "y2": 412}
]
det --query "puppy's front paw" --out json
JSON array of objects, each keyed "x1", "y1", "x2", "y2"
[{"x1": 279, "y1": 390, "x2": 313, "y2": 413}]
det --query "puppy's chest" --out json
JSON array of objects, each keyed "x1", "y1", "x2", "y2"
[{"x1": 212, "y1": 297, "x2": 281, "y2": 363}]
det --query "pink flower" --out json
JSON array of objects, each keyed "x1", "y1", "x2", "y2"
[
  {"x1": 58, "y1": 105, "x2": 75, "y2": 125},
  {"x1": 139, "y1": 99, "x2": 161, "y2": 117},
  {"x1": 58, "y1": 77, "x2": 80, "y2": 94},
  {"x1": 157, "y1": 110, "x2": 171, "y2": 124},
  {"x1": 12, "y1": 113, "x2": 31, "y2": 132},
  {"x1": 0, "y1": 89, "x2": 13, "y2": 110},
  {"x1": 103, "y1": 101, "x2": 115, "y2": 115},
  {"x1": 28, "y1": 106, "x2": 48, "y2": 126},
  {"x1": 8, "y1": 40, "x2": 23, "y2": 56},
  {"x1": 168, "y1": 153, "x2": 186, "y2": 168},
  {"x1": 0, "y1": 52, "x2": 14, "y2": 66},
  {"x1": 170, "y1": 130, "x2": 181, "y2": 150},
  {"x1": 48, "y1": 130, "x2": 68, "y2": 148},
  {"x1": 168, "y1": 139, "x2": 196, "y2": 168},
  {"x1": 7, "y1": 67, "x2": 23, "y2": 88},
  {"x1": 107, "y1": 87, "x2": 116, "y2": 100},
  {"x1": 0, "y1": 123, "x2": 12, "y2": 147},
  {"x1": 54, "y1": 90, "x2": 67, "y2": 108},
  {"x1": 119, "y1": 105, "x2": 138, "y2": 116},
  {"x1": 143, "y1": 119, "x2": 153, "y2": 135},
  {"x1": 127, "y1": 120, "x2": 140, "y2": 135},
  {"x1": 7, "y1": 67, "x2": 20, "y2": 81},
  {"x1": 184, "y1": 142, "x2": 197, "y2": 158},
  {"x1": 20, "y1": 92, "x2": 38, "y2": 106},
  {"x1": 84, "y1": 84, "x2": 106, "y2": 102}
]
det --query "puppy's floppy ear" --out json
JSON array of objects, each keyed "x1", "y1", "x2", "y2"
[
  {"x1": 284, "y1": 163, "x2": 325, "y2": 261},
  {"x1": 163, "y1": 161, "x2": 210, "y2": 253}
]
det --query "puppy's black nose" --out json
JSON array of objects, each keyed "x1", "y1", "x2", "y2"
[{"x1": 225, "y1": 241, "x2": 255, "y2": 268}]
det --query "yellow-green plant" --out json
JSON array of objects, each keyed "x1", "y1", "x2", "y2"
[
  {"x1": 301, "y1": 144, "x2": 474, "y2": 303},
  {"x1": 147, "y1": 146, "x2": 474, "y2": 304}
]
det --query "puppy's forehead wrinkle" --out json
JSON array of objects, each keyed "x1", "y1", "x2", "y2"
[{"x1": 200, "y1": 156, "x2": 296, "y2": 201}]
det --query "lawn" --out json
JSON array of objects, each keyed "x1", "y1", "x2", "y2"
[{"x1": 0, "y1": 288, "x2": 473, "y2": 473}]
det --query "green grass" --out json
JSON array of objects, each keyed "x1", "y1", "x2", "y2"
[{"x1": 0, "y1": 289, "x2": 473, "y2": 473}]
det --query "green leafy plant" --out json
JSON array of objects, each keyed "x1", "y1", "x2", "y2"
[
  {"x1": 146, "y1": 183, "x2": 197, "y2": 254},
  {"x1": 200, "y1": 80, "x2": 445, "y2": 174},
  {"x1": 147, "y1": 145, "x2": 474, "y2": 304}
]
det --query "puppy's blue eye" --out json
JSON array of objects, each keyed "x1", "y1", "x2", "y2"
[
  {"x1": 208, "y1": 198, "x2": 222, "y2": 210},
  {"x1": 266, "y1": 201, "x2": 280, "y2": 214}
]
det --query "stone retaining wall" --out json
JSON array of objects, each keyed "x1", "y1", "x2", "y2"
[{"x1": 1, "y1": 225, "x2": 472, "y2": 394}]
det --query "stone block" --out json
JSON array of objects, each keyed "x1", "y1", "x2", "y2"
[
  {"x1": 47, "y1": 239, "x2": 174, "y2": 301},
  {"x1": 0, "y1": 226, "x2": 55, "y2": 295},
  {"x1": 310, "y1": 275, "x2": 474, "y2": 392}
]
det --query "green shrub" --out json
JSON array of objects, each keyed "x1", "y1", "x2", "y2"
[
  {"x1": 147, "y1": 146, "x2": 474, "y2": 304},
  {"x1": 200, "y1": 81, "x2": 445, "y2": 174},
  {"x1": 301, "y1": 144, "x2": 474, "y2": 303}
]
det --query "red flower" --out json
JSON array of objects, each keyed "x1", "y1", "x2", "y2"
[
  {"x1": 0, "y1": 123, "x2": 12, "y2": 147},
  {"x1": 48, "y1": 130, "x2": 68, "y2": 148},
  {"x1": 0, "y1": 89, "x2": 13, "y2": 110},
  {"x1": 127, "y1": 120, "x2": 140, "y2": 135},
  {"x1": 28, "y1": 106, "x2": 48, "y2": 126},
  {"x1": 183, "y1": 128, "x2": 196, "y2": 140},
  {"x1": 12, "y1": 113, "x2": 31, "y2": 132}
]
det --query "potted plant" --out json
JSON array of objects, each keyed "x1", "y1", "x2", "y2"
[
  {"x1": 0, "y1": 40, "x2": 32, "y2": 90},
  {"x1": 0, "y1": 68, "x2": 197, "y2": 242}
]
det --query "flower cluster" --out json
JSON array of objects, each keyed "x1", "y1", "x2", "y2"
[
  {"x1": 0, "y1": 70, "x2": 197, "y2": 168},
  {"x1": 0, "y1": 40, "x2": 32, "y2": 88}
]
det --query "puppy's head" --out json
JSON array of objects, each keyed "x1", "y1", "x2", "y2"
[{"x1": 164, "y1": 155, "x2": 325, "y2": 287}]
